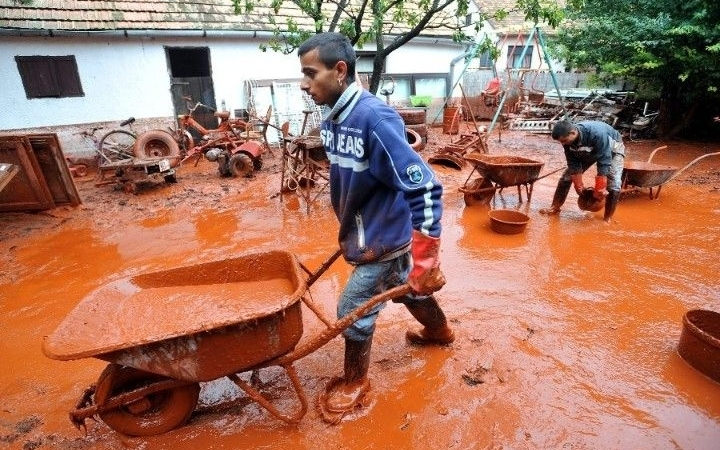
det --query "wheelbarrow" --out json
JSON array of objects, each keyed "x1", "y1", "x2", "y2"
[
  {"x1": 42, "y1": 249, "x2": 412, "y2": 437},
  {"x1": 459, "y1": 152, "x2": 564, "y2": 205},
  {"x1": 622, "y1": 146, "x2": 720, "y2": 199}
]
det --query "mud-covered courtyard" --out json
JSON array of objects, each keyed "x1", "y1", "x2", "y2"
[{"x1": 1, "y1": 125, "x2": 719, "y2": 450}]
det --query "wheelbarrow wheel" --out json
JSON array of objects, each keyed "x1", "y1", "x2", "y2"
[{"x1": 94, "y1": 364, "x2": 200, "y2": 437}]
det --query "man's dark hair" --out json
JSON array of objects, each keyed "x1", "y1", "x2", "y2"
[
  {"x1": 298, "y1": 32, "x2": 356, "y2": 83},
  {"x1": 551, "y1": 120, "x2": 575, "y2": 140}
]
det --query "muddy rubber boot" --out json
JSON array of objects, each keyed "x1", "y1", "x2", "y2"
[
  {"x1": 322, "y1": 338, "x2": 372, "y2": 413},
  {"x1": 540, "y1": 178, "x2": 572, "y2": 215},
  {"x1": 603, "y1": 190, "x2": 620, "y2": 222},
  {"x1": 405, "y1": 296, "x2": 455, "y2": 345}
]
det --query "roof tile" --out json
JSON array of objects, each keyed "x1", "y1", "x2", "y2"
[{"x1": 0, "y1": 0, "x2": 459, "y2": 37}]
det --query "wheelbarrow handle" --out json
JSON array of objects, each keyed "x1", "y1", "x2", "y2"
[
  {"x1": 265, "y1": 284, "x2": 413, "y2": 367},
  {"x1": 534, "y1": 166, "x2": 566, "y2": 182},
  {"x1": 301, "y1": 248, "x2": 343, "y2": 287}
]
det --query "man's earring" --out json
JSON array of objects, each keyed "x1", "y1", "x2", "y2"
[{"x1": 338, "y1": 79, "x2": 342, "y2": 86}]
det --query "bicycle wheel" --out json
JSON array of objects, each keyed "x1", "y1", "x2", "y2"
[{"x1": 98, "y1": 130, "x2": 136, "y2": 165}]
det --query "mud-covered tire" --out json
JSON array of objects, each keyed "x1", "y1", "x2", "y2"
[
  {"x1": 406, "y1": 128, "x2": 423, "y2": 152},
  {"x1": 407, "y1": 123, "x2": 427, "y2": 142},
  {"x1": 133, "y1": 130, "x2": 181, "y2": 162},
  {"x1": 94, "y1": 364, "x2": 199, "y2": 437},
  {"x1": 462, "y1": 177, "x2": 495, "y2": 206},
  {"x1": 229, "y1": 153, "x2": 254, "y2": 177},
  {"x1": 396, "y1": 108, "x2": 426, "y2": 125}
]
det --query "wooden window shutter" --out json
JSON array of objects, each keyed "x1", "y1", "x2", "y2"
[{"x1": 15, "y1": 56, "x2": 84, "y2": 98}]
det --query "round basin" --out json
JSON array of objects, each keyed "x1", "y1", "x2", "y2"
[
  {"x1": 488, "y1": 209, "x2": 530, "y2": 235},
  {"x1": 678, "y1": 309, "x2": 720, "y2": 383}
]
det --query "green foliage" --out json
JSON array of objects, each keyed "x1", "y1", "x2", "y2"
[
  {"x1": 553, "y1": 0, "x2": 720, "y2": 101},
  {"x1": 232, "y1": 1, "x2": 569, "y2": 93}
]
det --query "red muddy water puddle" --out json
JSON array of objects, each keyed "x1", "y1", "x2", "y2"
[{"x1": 1, "y1": 127, "x2": 719, "y2": 449}]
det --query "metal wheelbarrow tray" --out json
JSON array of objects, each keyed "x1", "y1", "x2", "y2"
[
  {"x1": 463, "y1": 153, "x2": 544, "y2": 187},
  {"x1": 460, "y1": 153, "x2": 562, "y2": 205},
  {"x1": 42, "y1": 249, "x2": 410, "y2": 436},
  {"x1": 43, "y1": 250, "x2": 306, "y2": 382},
  {"x1": 621, "y1": 146, "x2": 720, "y2": 199}
]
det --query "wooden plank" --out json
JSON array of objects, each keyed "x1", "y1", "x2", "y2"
[
  {"x1": 27, "y1": 134, "x2": 82, "y2": 206},
  {"x1": 0, "y1": 136, "x2": 55, "y2": 211}
]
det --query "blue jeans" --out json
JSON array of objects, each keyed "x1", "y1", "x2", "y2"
[{"x1": 338, "y1": 252, "x2": 424, "y2": 341}]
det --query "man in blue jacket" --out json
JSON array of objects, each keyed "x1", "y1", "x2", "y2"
[
  {"x1": 540, "y1": 119, "x2": 625, "y2": 222},
  {"x1": 297, "y1": 32, "x2": 454, "y2": 421}
]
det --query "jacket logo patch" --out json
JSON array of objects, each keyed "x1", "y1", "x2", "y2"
[{"x1": 407, "y1": 164, "x2": 424, "y2": 183}]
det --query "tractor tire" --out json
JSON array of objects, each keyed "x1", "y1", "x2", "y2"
[{"x1": 229, "y1": 153, "x2": 253, "y2": 177}]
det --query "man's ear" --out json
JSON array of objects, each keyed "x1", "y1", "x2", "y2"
[{"x1": 335, "y1": 60, "x2": 349, "y2": 82}]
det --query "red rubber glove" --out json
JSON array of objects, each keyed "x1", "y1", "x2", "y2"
[
  {"x1": 570, "y1": 174, "x2": 585, "y2": 195},
  {"x1": 593, "y1": 175, "x2": 608, "y2": 200},
  {"x1": 408, "y1": 230, "x2": 446, "y2": 295}
]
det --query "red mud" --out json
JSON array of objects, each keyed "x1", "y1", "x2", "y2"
[{"x1": 1, "y1": 124, "x2": 719, "y2": 449}]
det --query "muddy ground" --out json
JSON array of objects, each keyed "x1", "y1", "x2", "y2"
[{"x1": 1, "y1": 123, "x2": 719, "y2": 450}]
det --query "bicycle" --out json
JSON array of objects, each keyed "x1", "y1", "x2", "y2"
[
  {"x1": 97, "y1": 117, "x2": 137, "y2": 164},
  {"x1": 77, "y1": 117, "x2": 137, "y2": 167}
]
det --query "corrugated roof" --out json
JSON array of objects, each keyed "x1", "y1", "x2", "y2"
[{"x1": 0, "y1": 0, "x2": 460, "y2": 37}]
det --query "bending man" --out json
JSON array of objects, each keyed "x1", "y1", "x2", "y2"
[{"x1": 540, "y1": 119, "x2": 625, "y2": 222}]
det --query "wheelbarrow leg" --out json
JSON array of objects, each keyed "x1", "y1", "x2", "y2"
[{"x1": 227, "y1": 363, "x2": 308, "y2": 424}]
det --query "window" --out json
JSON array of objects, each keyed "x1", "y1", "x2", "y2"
[
  {"x1": 15, "y1": 55, "x2": 84, "y2": 98},
  {"x1": 355, "y1": 51, "x2": 377, "y2": 75},
  {"x1": 477, "y1": 51, "x2": 494, "y2": 68},
  {"x1": 507, "y1": 45, "x2": 533, "y2": 69}
]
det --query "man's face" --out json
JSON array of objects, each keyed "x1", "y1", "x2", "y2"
[
  {"x1": 556, "y1": 129, "x2": 579, "y2": 146},
  {"x1": 299, "y1": 48, "x2": 343, "y2": 107}
]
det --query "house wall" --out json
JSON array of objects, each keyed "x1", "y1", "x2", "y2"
[
  {"x1": 0, "y1": 33, "x2": 467, "y2": 157},
  {"x1": 0, "y1": 35, "x2": 301, "y2": 131},
  {"x1": 1, "y1": 34, "x2": 467, "y2": 129}
]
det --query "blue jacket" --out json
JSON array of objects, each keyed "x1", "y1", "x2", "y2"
[
  {"x1": 564, "y1": 121, "x2": 624, "y2": 176},
  {"x1": 319, "y1": 84, "x2": 443, "y2": 264}
]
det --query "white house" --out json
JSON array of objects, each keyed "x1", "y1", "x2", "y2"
[{"x1": 0, "y1": 0, "x2": 561, "y2": 157}]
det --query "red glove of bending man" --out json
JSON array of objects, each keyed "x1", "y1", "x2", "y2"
[
  {"x1": 593, "y1": 175, "x2": 609, "y2": 200},
  {"x1": 408, "y1": 230, "x2": 446, "y2": 295}
]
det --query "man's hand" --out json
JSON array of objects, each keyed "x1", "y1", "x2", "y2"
[
  {"x1": 408, "y1": 230, "x2": 446, "y2": 295},
  {"x1": 570, "y1": 174, "x2": 585, "y2": 195}
]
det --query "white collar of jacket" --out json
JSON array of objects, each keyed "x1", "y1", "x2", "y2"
[{"x1": 325, "y1": 83, "x2": 362, "y2": 123}]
